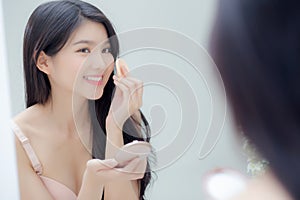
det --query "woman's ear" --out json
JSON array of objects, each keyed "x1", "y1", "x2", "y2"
[{"x1": 36, "y1": 51, "x2": 51, "y2": 74}]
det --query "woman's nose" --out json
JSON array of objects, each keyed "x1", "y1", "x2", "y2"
[{"x1": 89, "y1": 51, "x2": 106, "y2": 69}]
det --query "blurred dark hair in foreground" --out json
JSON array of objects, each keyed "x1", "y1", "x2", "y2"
[{"x1": 211, "y1": 0, "x2": 300, "y2": 199}]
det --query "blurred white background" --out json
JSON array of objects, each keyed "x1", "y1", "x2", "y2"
[
  {"x1": 0, "y1": 0, "x2": 19, "y2": 199},
  {"x1": 2, "y1": 0, "x2": 247, "y2": 199}
]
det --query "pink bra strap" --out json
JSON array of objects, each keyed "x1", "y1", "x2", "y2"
[{"x1": 10, "y1": 121, "x2": 43, "y2": 175}]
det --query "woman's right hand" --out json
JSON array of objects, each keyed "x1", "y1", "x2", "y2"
[
  {"x1": 83, "y1": 158, "x2": 147, "y2": 187},
  {"x1": 82, "y1": 156, "x2": 147, "y2": 188},
  {"x1": 78, "y1": 157, "x2": 146, "y2": 200}
]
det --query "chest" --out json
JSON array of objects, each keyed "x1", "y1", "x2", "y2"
[{"x1": 33, "y1": 134, "x2": 92, "y2": 195}]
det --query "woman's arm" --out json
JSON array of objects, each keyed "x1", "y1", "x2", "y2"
[
  {"x1": 104, "y1": 119, "x2": 141, "y2": 200},
  {"x1": 77, "y1": 161, "x2": 105, "y2": 200},
  {"x1": 104, "y1": 62, "x2": 147, "y2": 200}
]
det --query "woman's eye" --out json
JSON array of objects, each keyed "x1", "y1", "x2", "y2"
[
  {"x1": 102, "y1": 48, "x2": 112, "y2": 54},
  {"x1": 78, "y1": 48, "x2": 90, "y2": 53}
]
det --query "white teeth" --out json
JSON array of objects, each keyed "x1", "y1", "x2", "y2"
[{"x1": 84, "y1": 76, "x2": 102, "y2": 82}]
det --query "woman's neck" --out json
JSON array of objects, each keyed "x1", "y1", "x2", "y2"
[{"x1": 43, "y1": 90, "x2": 90, "y2": 137}]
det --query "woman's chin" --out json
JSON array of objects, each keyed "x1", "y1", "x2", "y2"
[{"x1": 87, "y1": 90, "x2": 103, "y2": 100}]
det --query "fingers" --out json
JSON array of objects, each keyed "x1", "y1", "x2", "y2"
[
  {"x1": 93, "y1": 157, "x2": 147, "y2": 183},
  {"x1": 133, "y1": 157, "x2": 147, "y2": 174},
  {"x1": 86, "y1": 159, "x2": 118, "y2": 171},
  {"x1": 113, "y1": 76, "x2": 143, "y2": 108},
  {"x1": 113, "y1": 76, "x2": 130, "y2": 98},
  {"x1": 114, "y1": 58, "x2": 143, "y2": 102},
  {"x1": 117, "y1": 157, "x2": 147, "y2": 179},
  {"x1": 122, "y1": 157, "x2": 141, "y2": 172},
  {"x1": 127, "y1": 157, "x2": 147, "y2": 179},
  {"x1": 116, "y1": 58, "x2": 129, "y2": 77},
  {"x1": 120, "y1": 156, "x2": 147, "y2": 174},
  {"x1": 125, "y1": 77, "x2": 144, "y2": 100},
  {"x1": 114, "y1": 76, "x2": 135, "y2": 91}
]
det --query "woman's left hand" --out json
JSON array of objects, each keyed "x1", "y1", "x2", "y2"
[{"x1": 107, "y1": 59, "x2": 143, "y2": 129}]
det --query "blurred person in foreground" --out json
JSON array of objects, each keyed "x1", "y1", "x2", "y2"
[{"x1": 210, "y1": 0, "x2": 300, "y2": 199}]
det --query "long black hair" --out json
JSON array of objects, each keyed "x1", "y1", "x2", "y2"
[
  {"x1": 23, "y1": 0, "x2": 152, "y2": 199},
  {"x1": 211, "y1": 0, "x2": 300, "y2": 199}
]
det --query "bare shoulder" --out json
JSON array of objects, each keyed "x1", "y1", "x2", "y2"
[
  {"x1": 14, "y1": 136, "x2": 54, "y2": 200},
  {"x1": 13, "y1": 104, "x2": 44, "y2": 160},
  {"x1": 12, "y1": 104, "x2": 48, "y2": 167},
  {"x1": 13, "y1": 104, "x2": 47, "y2": 138},
  {"x1": 13, "y1": 105, "x2": 55, "y2": 199}
]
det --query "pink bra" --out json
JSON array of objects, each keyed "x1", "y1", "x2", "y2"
[{"x1": 11, "y1": 121, "x2": 77, "y2": 200}]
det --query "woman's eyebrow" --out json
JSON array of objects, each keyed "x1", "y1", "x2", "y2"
[
  {"x1": 72, "y1": 40, "x2": 110, "y2": 46},
  {"x1": 72, "y1": 40, "x2": 95, "y2": 45}
]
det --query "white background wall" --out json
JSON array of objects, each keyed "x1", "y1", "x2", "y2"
[
  {"x1": 2, "y1": 0, "x2": 247, "y2": 199},
  {"x1": 0, "y1": 0, "x2": 19, "y2": 199}
]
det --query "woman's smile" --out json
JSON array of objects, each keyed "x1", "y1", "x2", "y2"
[{"x1": 83, "y1": 74, "x2": 103, "y2": 86}]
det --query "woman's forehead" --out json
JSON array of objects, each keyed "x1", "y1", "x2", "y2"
[{"x1": 67, "y1": 20, "x2": 109, "y2": 47}]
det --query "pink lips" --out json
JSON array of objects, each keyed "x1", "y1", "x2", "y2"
[{"x1": 83, "y1": 75, "x2": 103, "y2": 86}]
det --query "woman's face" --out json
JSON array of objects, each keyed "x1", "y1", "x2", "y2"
[{"x1": 47, "y1": 20, "x2": 114, "y2": 100}]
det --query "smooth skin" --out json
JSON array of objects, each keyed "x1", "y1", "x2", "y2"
[{"x1": 14, "y1": 20, "x2": 146, "y2": 200}]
